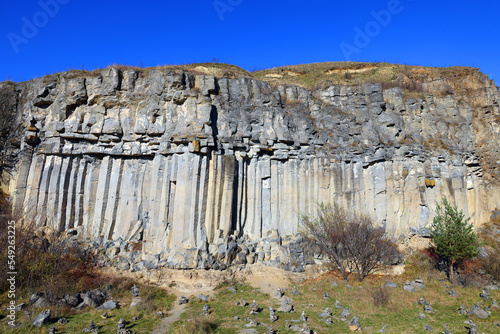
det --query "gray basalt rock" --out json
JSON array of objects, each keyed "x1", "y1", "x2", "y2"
[
  {"x1": 318, "y1": 308, "x2": 332, "y2": 318},
  {"x1": 282, "y1": 298, "x2": 294, "y2": 313},
  {"x1": 384, "y1": 281, "x2": 397, "y2": 288},
  {"x1": 464, "y1": 320, "x2": 478, "y2": 334},
  {"x1": 33, "y1": 297, "x2": 49, "y2": 308},
  {"x1": 339, "y1": 307, "x2": 351, "y2": 321},
  {"x1": 411, "y1": 278, "x2": 425, "y2": 290},
  {"x1": 470, "y1": 303, "x2": 489, "y2": 319},
  {"x1": 4, "y1": 66, "x2": 500, "y2": 270},
  {"x1": 82, "y1": 321, "x2": 98, "y2": 332},
  {"x1": 491, "y1": 300, "x2": 499, "y2": 309},
  {"x1": 84, "y1": 289, "x2": 106, "y2": 308},
  {"x1": 117, "y1": 318, "x2": 127, "y2": 329},
  {"x1": 403, "y1": 281, "x2": 416, "y2": 292},
  {"x1": 32, "y1": 309, "x2": 50, "y2": 327},
  {"x1": 480, "y1": 288, "x2": 491, "y2": 300},
  {"x1": 458, "y1": 304, "x2": 469, "y2": 315},
  {"x1": 350, "y1": 316, "x2": 362, "y2": 330},
  {"x1": 198, "y1": 294, "x2": 209, "y2": 302},
  {"x1": 97, "y1": 300, "x2": 117, "y2": 310}
]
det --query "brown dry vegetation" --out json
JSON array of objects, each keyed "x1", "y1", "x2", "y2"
[
  {"x1": 0, "y1": 189, "x2": 100, "y2": 300},
  {"x1": 301, "y1": 202, "x2": 401, "y2": 282},
  {"x1": 170, "y1": 265, "x2": 500, "y2": 333},
  {"x1": 479, "y1": 211, "x2": 500, "y2": 281},
  {"x1": 23, "y1": 61, "x2": 494, "y2": 100}
]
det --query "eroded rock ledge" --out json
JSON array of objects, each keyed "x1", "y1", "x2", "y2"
[{"x1": 2, "y1": 65, "x2": 500, "y2": 269}]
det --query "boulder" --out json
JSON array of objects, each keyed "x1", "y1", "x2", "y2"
[
  {"x1": 32, "y1": 309, "x2": 50, "y2": 327},
  {"x1": 339, "y1": 307, "x2": 351, "y2": 321},
  {"x1": 33, "y1": 297, "x2": 49, "y2": 308},
  {"x1": 384, "y1": 281, "x2": 397, "y2": 288},
  {"x1": 130, "y1": 297, "x2": 142, "y2": 308},
  {"x1": 198, "y1": 294, "x2": 209, "y2": 302},
  {"x1": 65, "y1": 293, "x2": 83, "y2": 307},
  {"x1": 470, "y1": 303, "x2": 489, "y2": 319},
  {"x1": 282, "y1": 298, "x2": 294, "y2": 313},
  {"x1": 318, "y1": 308, "x2": 332, "y2": 318},
  {"x1": 403, "y1": 281, "x2": 416, "y2": 292},
  {"x1": 97, "y1": 300, "x2": 117, "y2": 310},
  {"x1": 349, "y1": 316, "x2": 362, "y2": 331},
  {"x1": 84, "y1": 289, "x2": 106, "y2": 307},
  {"x1": 82, "y1": 321, "x2": 98, "y2": 333}
]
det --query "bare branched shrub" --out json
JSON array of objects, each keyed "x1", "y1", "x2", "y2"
[
  {"x1": 371, "y1": 286, "x2": 391, "y2": 307},
  {"x1": 156, "y1": 267, "x2": 167, "y2": 286},
  {"x1": 0, "y1": 189, "x2": 97, "y2": 299},
  {"x1": 482, "y1": 248, "x2": 500, "y2": 281},
  {"x1": 479, "y1": 210, "x2": 500, "y2": 280},
  {"x1": 301, "y1": 203, "x2": 401, "y2": 281}
]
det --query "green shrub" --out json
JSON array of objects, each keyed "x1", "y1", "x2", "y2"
[{"x1": 429, "y1": 198, "x2": 481, "y2": 283}]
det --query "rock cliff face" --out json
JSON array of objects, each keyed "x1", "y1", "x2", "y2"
[{"x1": 2, "y1": 64, "x2": 500, "y2": 268}]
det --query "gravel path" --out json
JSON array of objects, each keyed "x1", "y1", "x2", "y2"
[{"x1": 150, "y1": 291, "x2": 187, "y2": 334}]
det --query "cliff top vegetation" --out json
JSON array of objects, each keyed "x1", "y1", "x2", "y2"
[{"x1": 14, "y1": 61, "x2": 495, "y2": 97}]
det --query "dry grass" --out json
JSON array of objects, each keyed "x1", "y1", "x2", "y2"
[
  {"x1": 371, "y1": 286, "x2": 391, "y2": 308},
  {"x1": 479, "y1": 212, "x2": 500, "y2": 280},
  {"x1": 172, "y1": 318, "x2": 218, "y2": 334},
  {"x1": 14, "y1": 61, "x2": 486, "y2": 100}
]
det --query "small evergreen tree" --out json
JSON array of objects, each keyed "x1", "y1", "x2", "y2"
[{"x1": 429, "y1": 198, "x2": 480, "y2": 283}]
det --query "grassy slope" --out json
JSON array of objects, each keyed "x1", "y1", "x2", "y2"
[
  {"x1": 169, "y1": 266, "x2": 500, "y2": 334},
  {"x1": 0, "y1": 277, "x2": 175, "y2": 334}
]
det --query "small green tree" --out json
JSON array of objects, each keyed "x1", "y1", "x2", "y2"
[{"x1": 429, "y1": 198, "x2": 480, "y2": 283}]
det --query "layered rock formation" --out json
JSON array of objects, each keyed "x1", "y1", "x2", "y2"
[{"x1": 2, "y1": 64, "x2": 500, "y2": 268}]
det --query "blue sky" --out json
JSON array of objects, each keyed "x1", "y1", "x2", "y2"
[{"x1": 1, "y1": 0, "x2": 499, "y2": 85}]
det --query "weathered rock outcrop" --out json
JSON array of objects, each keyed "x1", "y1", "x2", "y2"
[{"x1": 1, "y1": 64, "x2": 500, "y2": 268}]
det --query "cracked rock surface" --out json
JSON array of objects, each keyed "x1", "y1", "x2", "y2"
[{"x1": 1, "y1": 65, "x2": 500, "y2": 268}]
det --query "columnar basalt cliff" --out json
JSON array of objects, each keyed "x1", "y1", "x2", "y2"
[{"x1": 1, "y1": 63, "x2": 500, "y2": 269}]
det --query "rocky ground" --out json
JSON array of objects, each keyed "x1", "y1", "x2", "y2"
[
  {"x1": 164, "y1": 265, "x2": 500, "y2": 334},
  {"x1": 1, "y1": 252, "x2": 500, "y2": 333}
]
